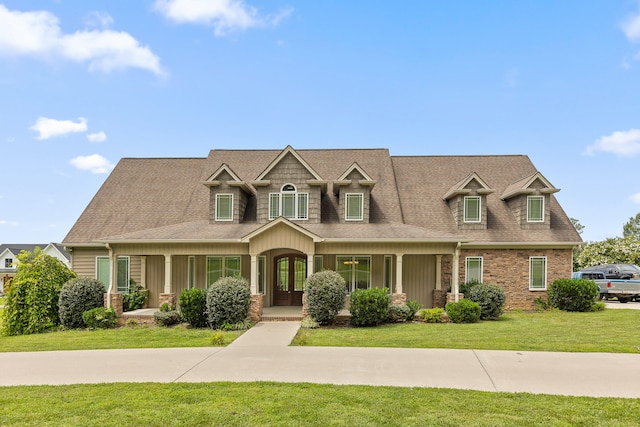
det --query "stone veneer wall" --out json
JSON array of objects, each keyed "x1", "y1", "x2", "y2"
[
  {"x1": 249, "y1": 294, "x2": 263, "y2": 323},
  {"x1": 104, "y1": 293, "x2": 123, "y2": 315},
  {"x1": 457, "y1": 248, "x2": 572, "y2": 310},
  {"x1": 159, "y1": 293, "x2": 177, "y2": 308}
]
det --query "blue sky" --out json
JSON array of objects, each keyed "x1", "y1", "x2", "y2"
[{"x1": 1, "y1": 1, "x2": 640, "y2": 244}]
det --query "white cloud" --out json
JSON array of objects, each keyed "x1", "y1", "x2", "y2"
[
  {"x1": 154, "y1": 0, "x2": 292, "y2": 36},
  {"x1": 584, "y1": 129, "x2": 640, "y2": 157},
  {"x1": 622, "y1": 12, "x2": 640, "y2": 43},
  {"x1": 0, "y1": 219, "x2": 19, "y2": 227},
  {"x1": 87, "y1": 131, "x2": 107, "y2": 142},
  {"x1": 31, "y1": 117, "x2": 88, "y2": 140},
  {"x1": 83, "y1": 11, "x2": 114, "y2": 29},
  {"x1": 70, "y1": 154, "x2": 115, "y2": 174},
  {"x1": 0, "y1": 4, "x2": 164, "y2": 76},
  {"x1": 630, "y1": 193, "x2": 640, "y2": 204}
]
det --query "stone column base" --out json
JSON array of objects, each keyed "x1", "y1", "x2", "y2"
[
  {"x1": 391, "y1": 293, "x2": 407, "y2": 305},
  {"x1": 249, "y1": 294, "x2": 263, "y2": 323},
  {"x1": 104, "y1": 293, "x2": 123, "y2": 316},
  {"x1": 432, "y1": 290, "x2": 447, "y2": 308},
  {"x1": 446, "y1": 292, "x2": 464, "y2": 304},
  {"x1": 159, "y1": 293, "x2": 177, "y2": 309}
]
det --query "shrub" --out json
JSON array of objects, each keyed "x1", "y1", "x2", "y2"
[
  {"x1": 548, "y1": 278, "x2": 599, "y2": 312},
  {"x1": 386, "y1": 304, "x2": 411, "y2": 323},
  {"x1": 304, "y1": 270, "x2": 347, "y2": 325},
  {"x1": 221, "y1": 319, "x2": 253, "y2": 331},
  {"x1": 590, "y1": 301, "x2": 606, "y2": 312},
  {"x1": 459, "y1": 280, "x2": 480, "y2": 298},
  {"x1": 159, "y1": 302, "x2": 174, "y2": 312},
  {"x1": 210, "y1": 331, "x2": 226, "y2": 346},
  {"x1": 405, "y1": 300, "x2": 423, "y2": 320},
  {"x1": 349, "y1": 287, "x2": 390, "y2": 327},
  {"x1": 419, "y1": 307, "x2": 447, "y2": 323},
  {"x1": 300, "y1": 317, "x2": 320, "y2": 329},
  {"x1": 154, "y1": 310, "x2": 182, "y2": 326},
  {"x1": 467, "y1": 283, "x2": 506, "y2": 320},
  {"x1": 206, "y1": 276, "x2": 251, "y2": 329},
  {"x1": 82, "y1": 307, "x2": 117, "y2": 329},
  {"x1": 179, "y1": 287, "x2": 208, "y2": 328},
  {"x1": 122, "y1": 282, "x2": 149, "y2": 312},
  {"x1": 2, "y1": 249, "x2": 77, "y2": 336},
  {"x1": 533, "y1": 297, "x2": 549, "y2": 312},
  {"x1": 58, "y1": 277, "x2": 106, "y2": 329},
  {"x1": 445, "y1": 298, "x2": 481, "y2": 323}
]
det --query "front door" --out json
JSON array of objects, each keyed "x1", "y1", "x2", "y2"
[{"x1": 273, "y1": 254, "x2": 306, "y2": 306}]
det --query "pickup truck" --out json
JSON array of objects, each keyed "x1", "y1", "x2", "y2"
[{"x1": 573, "y1": 266, "x2": 640, "y2": 303}]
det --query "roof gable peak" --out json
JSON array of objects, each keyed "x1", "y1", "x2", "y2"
[
  {"x1": 443, "y1": 172, "x2": 495, "y2": 200},
  {"x1": 501, "y1": 171, "x2": 559, "y2": 200},
  {"x1": 254, "y1": 146, "x2": 323, "y2": 181}
]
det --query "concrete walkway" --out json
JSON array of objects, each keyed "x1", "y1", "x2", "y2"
[{"x1": 1, "y1": 321, "x2": 640, "y2": 398}]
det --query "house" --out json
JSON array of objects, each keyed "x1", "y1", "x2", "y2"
[
  {"x1": 62, "y1": 146, "x2": 582, "y2": 315},
  {"x1": 0, "y1": 243, "x2": 71, "y2": 294}
]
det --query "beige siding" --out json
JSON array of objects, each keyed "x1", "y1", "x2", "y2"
[
  {"x1": 402, "y1": 255, "x2": 436, "y2": 308},
  {"x1": 70, "y1": 247, "x2": 108, "y2": 277},
  {"x1": 145, "y1": 255, "x2": 164, "y2": 307},
  {"x1": 317, "y1": 242, "x2": 456, "y2": 255},
  {"x1": 109, "y1": 243, "x2": 248, "y2": 256},
  {"x1": 249, "y1": 223, "x2": 315, "y2": 254}
]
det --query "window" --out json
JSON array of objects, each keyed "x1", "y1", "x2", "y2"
[
  {"x1": 384, "y1": 255, "x2": 393, "y2": 290},
  {"x1": 187, "y1": 256, "x2": 195, "y2": 289},
  {"x1": 336, "y1": 256, "x2": 371, "y2": 293},
  {"x1": 465, "y1": 257, "x2": 483, "y2": 283},
  {"x1": 269, "y1": 184, "x2": 308, "y2": 220},
  {"x1": 206, "y1": 256, "x2": 241, "y2": 287},
  {"x1": 527, "y1": 196, "x2": 544, "y2": 222},
  {"x1": 4, "y1": 258, "x2": 13, "y2": 268},
  {"x1": 314, "y1": 255, "x2": 324, "y2": 273},
  {"x1": 345, "y1": 193, "x2": 364, "y2": 221},
  {"x1": 215, "y1": 194, "x2": 233, "y2": 221},
  {"x1": 464, "y1": 196, "x2": 481, "y2": 223},
  {"x1": 96, "y1": 256, "x2": 130, "y2": 292},
  {"x1": 529, "y1": 257, "x2": 547, "y2": 290},
  {"x1": 258, "y1": 256, "x2": 266, "y2": 294}
]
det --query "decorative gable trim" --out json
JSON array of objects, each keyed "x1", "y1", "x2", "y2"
[
  {"x1": 254, "y1": 145, "x2": 323, "y2": 182},
  {"x1": 202, "y1": 163, "x2": 253, "y2": 194},
  {"x1": 240, "y1": 217, "x2": 324, "y2": 243},
  {"x1": 333, "y1": 162, "x2": 377, "y2": 194},
  {"x1": 501, "y1": 172, "x2": 559, "y2": 201},
  {"x1": 442, "y1": 172, "x2": 495, "y2": 201}
]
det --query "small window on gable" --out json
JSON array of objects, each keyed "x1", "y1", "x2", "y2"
[
  {"x1": 527, "y1": 196, "x2": 544, "y2": 222},
  {"x1": 5, "y1": 258, "x2": 13, "y2": 268},
  {"x1": 345, "y1": 193, "x2": 364, "y2": 221},
  {"x1": 464, "y1": 196, "x2": 481, "y2": 223},
  {"x1": 216, "y1": 194, "x2": 233, "y2": 221},
  {"x1": 465, "y1": 257, "x2": 483, "y2": 283},
  {"x1": 269, "y1": 184, "x2": 308, "y2": 220}
]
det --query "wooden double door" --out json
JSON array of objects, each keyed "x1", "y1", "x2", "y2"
[{"x1": 273, "y1": 254, "x2": 306, "y2": 306}]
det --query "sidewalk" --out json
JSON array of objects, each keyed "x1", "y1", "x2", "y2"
[{"x1": 1, "y1": 321, "x2": 639, "y2": 398}]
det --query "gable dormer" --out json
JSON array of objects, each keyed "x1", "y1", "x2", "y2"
[
  {"x1": 501, "y1": 172, "x2": 559, "y2": 230},
  {"x1": 333, "y1": 162, "x2": 376, "y2": 223},
  {"x1": 250, "y1": 146, "x2": 327, "y2": 224},
  {"x1": 202, "y1": 164, "x2": 253, "y2": 224},
  {"x1": 443, "y1": 172, "x2": 495, "y2": 230}
]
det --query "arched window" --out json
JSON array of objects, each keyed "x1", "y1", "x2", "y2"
[{"x1": 269, "y1": 183, "x2": 308, "y2": 220}]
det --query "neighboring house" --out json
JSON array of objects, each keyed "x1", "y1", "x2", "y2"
[
  {"x1": 62, "y1": 146, "x2": 582, "y2": 311},
  {"x1": 0, "y1": 243, "x2": 71, "y2": 294}
]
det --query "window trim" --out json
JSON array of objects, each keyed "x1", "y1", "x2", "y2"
[
  {"x1": 206, "y1": 256, "x2": 242, "y2": 287},
  {"x1": 187, "y1": 256, "x2": 196, "y2": 289},
  {"x1": 529, "y1": 256, "x2": 547, "y2": 290},
  {"x1": 313, "y1": 255, "x2": 324, "y2": 273},
  {"x1": 268, "y1": 183, "x2": 309, "y2": 220},
  {"x1": 215, "y1": 193, "x2": 234, "y2": 222},
  {"x1": 336, "y1": 255, "x2": 371, "y2": 293},
  {"x1": 527, "y1": 196, "x2": 545, "y2": 223},
  {"x1": 96, "y1": 256, "x2": 130, "y2": 293},
  {"x1": 383, "y1": 255, "x2": 393, "y2": 290},
  {"x1": 465, "y1": 256, "x2": 483, "y2": 283},
  {"x1": 463, "y1": 196, "x2": 481, "y2": 223},
  {"x1": 345, "y1": 193, "x2": 364, "y2": 221},
  {"x1": 4, "y1": 258, "x2": 13, "y2": 268}
]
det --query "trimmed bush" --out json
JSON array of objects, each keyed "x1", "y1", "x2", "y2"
[
  {"x1": 179, "y1": 287, "x2": 208, "y2": 328},
  {"x1": 445, "y1": 298, "x2": 481, "y2": 323},
  {"x1": 405, "y1": 300, "x2": 423, "y2": 320},
  {"x1": 123, "y1": 282, "x2": 149, "y2": 312},
  {"x1": 467, "y1": 283, "x2": 506, "y2": 320},
  {"x1": 419, "y1": 307, "x2": 447, "y2": 323},
  {"x1": 386, "y1": 304, "x2": 411, "y2": 323},
  {"x1": 206, "y1": 276, "x2": 251, "y2": 329},
  {"x1": 82, "y1": 307, "x2": 117, "y2": 329},
  {"x1": 304, "y1": 270, "x2": 346, "y2": 325},
  {"x1": 154, "y1": 310, "x2": 182, "y2": 327},
  {"x1": 349, "y1": 288, "x2": 390, "y2": 327},
  {"x1": 459, "y1": 280, "x2": 480, "y2": 298},
  {"x1": 548, "y1": 278, "x2": 598, "y2": 312},
  {"x1": 58, "y1": 277, "x2": 105, "y2": 329}
]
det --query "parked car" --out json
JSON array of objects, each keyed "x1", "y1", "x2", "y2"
[{"x1": 580, "y1": 264, "x2": 640, "y2": 280}]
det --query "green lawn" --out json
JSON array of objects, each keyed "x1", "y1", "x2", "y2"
[
  {"x1": 293, "y1": 309, "x2": 640, "y2": 353},
  {"x1": 0, "y1": 382, "x2": 638, "y2": 426},
  {"x1": 0, "y1": 324, "x2": 242, "y2": 352}
]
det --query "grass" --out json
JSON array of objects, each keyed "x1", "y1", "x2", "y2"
[
  {"x1": 293, "y1": 309, "x2": 640, "y2": 353},
  {"x1": 0, "y1": 382, "x2": 639, "y2": 426},
  {"x1": 0, "y1": 324, "x2": 242, "y2": 352}
]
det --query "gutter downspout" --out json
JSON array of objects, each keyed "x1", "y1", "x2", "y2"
[
  {"x1": 453, "y1": 242, "x2": 461, "y2": 302},
  {"x1": 106, "y1": 243, "x2": 113, "y2": 309}
]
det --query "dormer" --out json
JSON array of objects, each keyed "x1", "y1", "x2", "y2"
[
  {"x1": 333, "y1": 163, "x2": 376, "y2": 223},
  {"x1": 443, "y1": 172, "x2": 495, "y2": 230},
  {"x1": 501, "y1": 172, "x2": 559, "y2": 230},
  {"x1": 250, "y1": 146, "x2": 327, "y2": 224},
  {"x1": 202, "y1": 164, "x2": 254, "y2": 224}
]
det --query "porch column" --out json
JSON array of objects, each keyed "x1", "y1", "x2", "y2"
[
  {"x1": 250, "y1": 254, "x2": 258, "y2": 294},
  {"x1": 307, "y1": 254, "x2": 314, "y2": 278},
  {"x1": 452, "y1": 243, "x2": 461, "y2": 302},
  {"x1": 109, "y1": 248, "x2": 117, "y2": 294},
  {"x1": 435, "y1": 255, "x2": 442, "y2": 291},
  {"x1": 163, "y1": 254, "x2": 172, "y2": 294},
  {"x1": 395, "y1": 254, "x2": 403, "y2": 294},
  {"x1": 140, "y1": 256, "x2": 147, "y2": 288}
]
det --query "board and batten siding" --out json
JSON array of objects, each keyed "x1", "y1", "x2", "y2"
[
  {"x1": 70, "y1": 248, "x2": 141, "y2": 288},
  {"x1": 402, "y1": 254, "x2": 436, "y2": 308}
]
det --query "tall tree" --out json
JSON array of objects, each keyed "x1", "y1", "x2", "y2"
[
  {"x1": 623, "y1": 213, "x2": 640, "y2": 239},
  {"x1": 570, "y1": 218, "x2": 584, "y2": 235}
]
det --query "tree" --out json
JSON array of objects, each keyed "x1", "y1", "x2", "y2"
[
  {"x1": 575, "y1": 236, "x2": 640, "y2": 270},
  {"x1": 2, "y1": 248, "x2": 77, "y2": 335},
  {"x1": 623, "y1": 213, "x2": 640, "y2": 239},
  {"x1": 570, "y1": 218, "x2": 585, "y2": 235}
]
